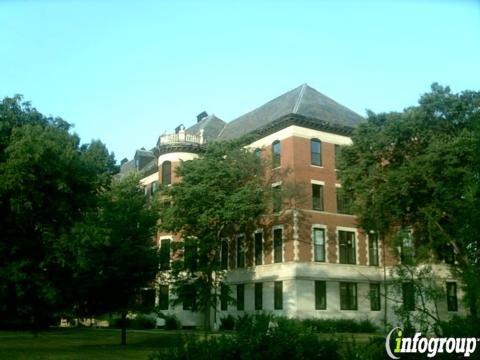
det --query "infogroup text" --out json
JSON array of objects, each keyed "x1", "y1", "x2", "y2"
[{"x1": 385, "y1": 327, "x2": 478, "y2": 358}]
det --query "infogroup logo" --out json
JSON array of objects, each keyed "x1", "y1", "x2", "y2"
[{"x1": 385, "y1": 327, "x2": 479, "y2": 359}]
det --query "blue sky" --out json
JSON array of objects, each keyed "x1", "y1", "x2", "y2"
[{"x1": 1, "y1": 0, "x2": 479, "y2": 161}]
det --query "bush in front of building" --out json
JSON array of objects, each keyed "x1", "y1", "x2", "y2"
[
  {"x1": 109, "y1": 314, "x2": 156, "y2": 329},
  {"x1": 150, "y1": 314, "x2": 341, "y2": 360},
  {"x1": 219, "y1": 315, "x2": 235, "y2": 330},
  {"x1": 301, "y1": 318, "x2": 378, "y2": 333},
  {"x1": 163, "y1": 314, "x2": 181, "y2": 330},
  {"x1": 439, "y1": 315, "x2": 480, "y2": 337},
  {"x1": 131, "y1": 314, "x2": 156, "y2": 329}
]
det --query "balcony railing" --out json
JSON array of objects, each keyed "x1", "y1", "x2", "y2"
[{"x1": 158, "y1": 129, "x2": 204, "y2": 145}]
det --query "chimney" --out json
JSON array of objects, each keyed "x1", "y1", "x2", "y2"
[{"x1": 196, "y1": 111, "x2": 208, "y2": 123}]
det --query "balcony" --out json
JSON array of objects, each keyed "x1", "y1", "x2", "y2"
[{"x1": 158, "y1": 128, "x2": 204, "y2": 145}]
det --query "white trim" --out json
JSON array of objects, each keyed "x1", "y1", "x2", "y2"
[
  {"x1": 158, "y1": 152, "x2": 198, "y2": 164},
  {"x1": 246, "y1": 125, "x2": 352, "y2": 149},
  {"x1": 310, "y1": 179, "x2": 325, "y2": 185},
  {"x1": 311, "y1": 224, "x2": 328, "y2": 263},
  {"x1": 272, "y1": 225, "x2": 284, "y2": 264},
  {"x1": 271, "y1": 181, "x2": 282, "y2": 187},
  {"x1": 140, "y1": 172, "x2": 159, "y2": 185},
  {"x1": 336, "y1": 227, "x2": 359, "y2": 265},
  {"x1": 335, "y1": 183, "x2": 342, "y2": 188}
]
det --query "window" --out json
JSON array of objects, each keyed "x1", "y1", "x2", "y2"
[
  {"x1": 315, "y1": 281, "x2": 326, "y2": 310},
  {"x1": 274, "y1": 281, "x2": 283, "y2": 310},
  {"x1": 273, "y1": 228, "x2": 283, "y2": 263},
  {"x1": 150, "y1": 181, "x2": 158, "y2": 195},
  {"x1": 183, "y1": 284, "x2": 196, "y2": 310},
  {"x1": 441, "y1": 243, "x2": 455, "y2": 264},
  {"x1": 334, "y1": 144, "x2": 341, "y2": 169},
  {"x1": 368, "y1": 233, "x2": 379, "y2": 266},
  {"x1": 336, "y1": 187, "x2": 351, "y2": 214},
  {"x1": 237, "y1": 284, "x2": 245, "y2": 311},
  {"x1": 272, "y1": 185, "x2": 282, "y2": 212},
  {"x1": 402, "y1": 282, "x2": 415, "y2": 311},
  {"x1": 159, "y1": 239, "x2": 171, "y2": 270},
  {"x1": 236, "y1": 235, "x2": 245, "y2": 268},
  {"x1": 158, "y1": 285, "x2": 169, "y2": 310},
  {"x1": 400, "y1": 230, "x2": 414, "y2": 264},
  {"x1": 140, "y1": 289, "x2": 156, "y2": 311},
  {"x1": 254, "y1": 148, "x2": 262, "y2": 158},
  {"x1": 370, "y1": 283, "x2": 381, "y2": 311},
  {"x1": 184, "y1": 238, "x2": 197, "y2": 271},
  {"x1": 313, "y1": 228, "x2": 326, "y2": 262},
  {"x1": 220, "y1": 283, "x2": 229, "y2": 311},
  {"x1": 312, "y1": 184, "x2": 324, "y2": 211},
  {"x1": 254, "y1": 232, "x2": 263, "y2": 265},
  {"x1": 311, "y1": 139, "x2": 322, "y2": 166},
  {"x1": 220, "y1": 239, "x2": 229, "y2": 270},
  {"x1": 339, "y1": 230, "x2": 356, "y2": 264},
  {"x1": 446, "y1": 282, "x2": 458, "y2": 311},
  {"x1": 340, "y1": 282, "x2": 357, "y2": 310},
  {"x1": 255, "y1": 283, "x2": 263, "y2": 310},
  {"x1": 272, "y1": 140, "x2": 281, "y2": 168},
  {"x1": 162, "y1": 161, "x2": 171, "y2": 185}
]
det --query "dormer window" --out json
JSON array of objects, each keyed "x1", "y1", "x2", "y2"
[{"x1": 162, "y1": 161, "x2": 172, "y2": 185}]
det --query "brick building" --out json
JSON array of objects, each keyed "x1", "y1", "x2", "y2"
[{"x1": 120, "y1": 84, "x2": 462, "y2": 328}]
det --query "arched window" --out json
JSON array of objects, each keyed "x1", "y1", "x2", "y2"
[
  {"x1": 162, "y1": 161, "x2": 171, "y2": 185},
  {"x1": 311, "y1": 138, "x2": 322, "y2": 166},
  {"x1": 272, "y1": 140, "x2": 281, "y2": 168}
]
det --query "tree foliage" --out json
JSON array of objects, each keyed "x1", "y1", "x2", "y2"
[
  {"x1": 70, "y1": 174, "x2": 159, "y2": 344},
  {"x1": 0, "y1": 95, "x2": 116, "y2": 328},
  {"x1": 338, "y1": 84, "x2": 480, "y2": 317},
  {"x1": 158, "y1": 139, "x2": 267, "y2": 330}
]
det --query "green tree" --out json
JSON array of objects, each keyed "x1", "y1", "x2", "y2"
[
  {"x1": 338, "y1": 84, "x2": 480, "y2": 320},
  {"x1": 0, "y1": 95, "x2": 116, "y2": 329},
  {"x1": 158, "y1": 139, "x2": 267, "y2": 331},
  {"x1": 70, "y1": 174, "x2": 159, "y2": 345}
]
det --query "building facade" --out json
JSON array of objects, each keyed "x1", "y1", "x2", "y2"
[{"x1": 120, "y1": 84, "x2": 463, "y2": 328}]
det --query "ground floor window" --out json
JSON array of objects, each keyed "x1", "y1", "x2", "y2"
[
  {"x1": 402, "y1": 282, "x2": 415, "y2": 311},
  {"x1": 446, "y1": 282, "x2": 458, "y2": 311},
  {"x1": 315, "y1": 281, "x2": 326, "y2": 310},
  {"x1": 220, "y1": 283, "x2": 228, "y2": 311},
  {"x1": 158, "y1": 285, "x2": 169, "y2": 310},
  {"x1": 255, "y1": 283, "x2": 263, "y2": 310},
  {"x1": 237, "y1": 284, "x2": 245, "y2": 311},
  {"x1": 369, "y1": 283, "x2": 381, "y2": 311},
  {"x1": 339, "y1": 282, "x2": 357, "y2": 310},
  {"x1": 183, "y1": 284, "x2": 196, "y2": 310},
  {"x1": 274, "y1": 281, "x2": 283, "y2": 310}
]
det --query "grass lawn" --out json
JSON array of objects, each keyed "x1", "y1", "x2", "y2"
[
  {"x1": 0, "y1": 328, "x2": 380, "y2": 359},
  {"x1": 0, "y1": 328, "x2": 188, "y2": 360}
]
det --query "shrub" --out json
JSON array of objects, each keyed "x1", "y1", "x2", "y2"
[
  {"x1": 341, "y1": 336, "x2": 385, "y2": 360},
  {"x1": 219, "y1": 315, "x2": 235, "y2": 330},
  {"x1": 109, "y1": 316, "x2": 132, "y2": 329},
  {"x1": 150, "y1": 314, "x2": 341, "y2": 360},
  {"x1": 302, "y1": 318, "x2": 378, "y2": 333},
  {"x1": 131, "y1": 314, "x2": 156, "y2": 329},
  {"x1": 439, "y1": 315, "x2": 480, "y2": 337},
  {"x1": 163, "y1": 314, "x2": 181, "y2": 330}
]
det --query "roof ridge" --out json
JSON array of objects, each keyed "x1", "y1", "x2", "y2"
[{"x1": 292, "y1": 83, "x2": 307, "y2": 114}]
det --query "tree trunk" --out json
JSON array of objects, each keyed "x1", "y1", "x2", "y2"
[{"x1": 120, "y1": 311, "x2": 127, "y2": 346}]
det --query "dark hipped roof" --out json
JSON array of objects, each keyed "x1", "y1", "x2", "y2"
[
  {"x1": 218, "y1": 84, "x2": 364, "y2": 139},
  {"x1": 186, "y1": 114, "x2": 226, "y2": 142}
]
